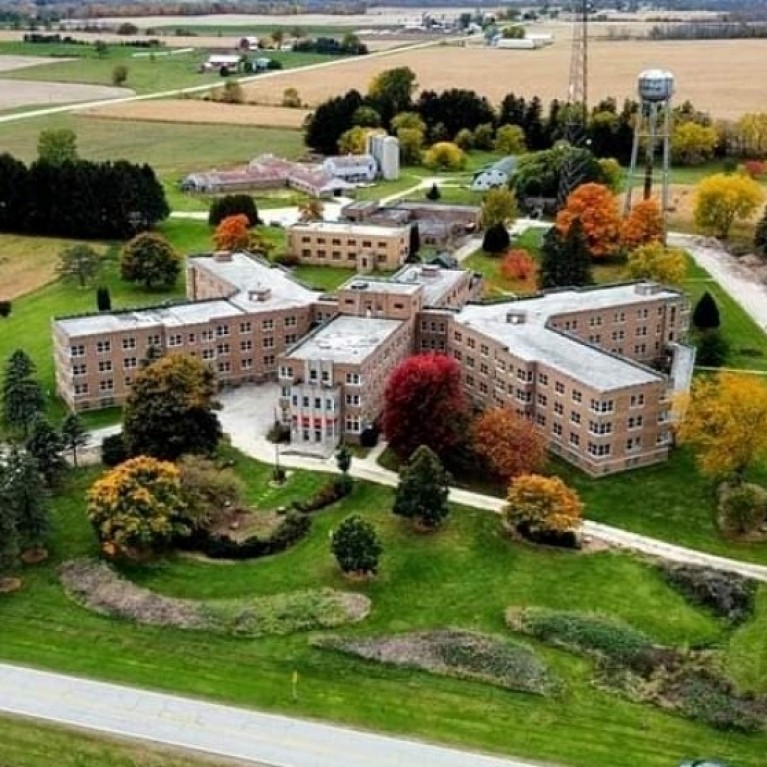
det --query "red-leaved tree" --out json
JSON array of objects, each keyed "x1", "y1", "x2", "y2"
[
  {"x1": 471, "y1": 407, "x2": 547, "y2": 483},
  {"x1": 214, "y1": 214, "x2": 251, "y2": 251},
  {"x1": 556, "y1": 182, "x2": 621, "y2": 259},
  {"x1": 500, "y1": 249, "x2": 535, "y2": 282},
  {"x1": 382, "y1": 353, "x2": 468, "y2": 460},
  {"x1": 621, "y1": 198, "x2": 664, "y2": 252}
]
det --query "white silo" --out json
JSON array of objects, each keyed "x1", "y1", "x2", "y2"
[
  {"x1": 380, "y1": 135, "x2": 400, "y2": 181},
  {"x1": 623, "y1": 69, "x2": 675, "y2": 240}
]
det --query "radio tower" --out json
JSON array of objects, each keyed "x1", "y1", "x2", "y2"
[{"x1": 557, "y1": 0, "x2": 590, "y2": 209}]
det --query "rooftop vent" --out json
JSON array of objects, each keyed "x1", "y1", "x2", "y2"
[
  {"x1": 248, "y1": 286, "x2": 272, "y2": 302},
  {"x1": 635, "y1": 283, "x2": 661, "y2": 296},
  {"x1": 420, "y1": 264, "x2": 440, "y2": 278},
  {"x1": 506, "y1": 310, "x2": 526, "y2": 325},
  {"x1": 349, "y1": 281, "x2": 369, "y2": 291},
  {"x1": 213, "y1": 251, "x2": 233, "y2": 263}
]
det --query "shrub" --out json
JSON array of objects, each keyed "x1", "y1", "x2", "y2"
[
  {"x1": 208, "y1": 195, "x2": 260, "y2": 227},
  {"x1": 662, "y1": 563, "x2": 757, "y2": 624},
  {"x1": 482, "y1": 222, "x2": 511, "y2": 254},
  {"x1": 504, "y1": 474, "x2": 583, "y2": 541},
  {"x1": 718, "y1": 481, "x2": 767, "y2": 535},
  {"x1": 274, "y1": 253, "x2": 300, "y2": 267},
  {"x1": 292, "y1": 477, "x2": 351, "y2": 512},
  {"x1": 111, "y1": 64, "x2": 128, "y2": 86},
  {"x1": 316, "y1": 630, "x2": 558, "y2": 696},
  {"x1": 695, "y1": 329, "x2": 729, "y2": 367},
  {"x1": 330, "y1": 515, "x2": 382, "y2": 575},
  {"x1": 266, "y1": 420, "x2": 291, "y2": 443},
  {"x1": 0, "y1": 300, "x2": 11, "y2": 318},
  {"x1": 101, "y1": 433, "x2": 128, "y2": 466},
  {"x1": 425, "y1": 183, "x2": 441, "y2": 201},
  {"x1": 359, "y1": 424, "x2": 380, "y2": 448},
  {"x1": 500, "y1": 249, "x2": 534, "y2": 281}
]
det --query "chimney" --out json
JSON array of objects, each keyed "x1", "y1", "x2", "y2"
[
  {"x1": 248, "y1": 286, "x2": 272, "y2": 302},
  {"x1": 213, "y1": 251, "x2": 232, "y2": 263},
  {"x1": 506, "y1": 310, "x2": 526, "y2": 325}
]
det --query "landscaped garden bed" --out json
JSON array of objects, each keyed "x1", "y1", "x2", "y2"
[
  {"x1": 314, "y1": 629, "x2": 558, "y2": 696},
  {"x1": 60, "y1": 558, "x2": 370, "y2": 637}
]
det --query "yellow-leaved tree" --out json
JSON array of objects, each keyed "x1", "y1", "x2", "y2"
[
  {"x1": 693, "y1": 172, "x2": 763, "y2": 239},
  {"x1": 504, "y1": 474, "x2": 583, "y2": 536},
  {"x1": 677, "y1": 372, "x2": 767, "y2": 478},
  {"x1": 626, "y1": 243, "x2": 687, "y2": 285},
  {"x1": 87, "y1": 456, "x2": 190, "y2": 557}
]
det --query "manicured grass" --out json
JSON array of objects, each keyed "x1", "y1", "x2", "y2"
[
  {"x1": 0, "y1": 42, "x2": 338, "y2": 93},
  {"x1": 291, "y1": 264, "x2": 356, "y2": 291},
  {"x1": 727, "y1": 587, "x2": 767, "y2": 693},
  {"x1": 0, "y1": 115, "x2": 304, "y2": 194},
  {"x1": 0, "y1": 714, "x2": 228, "y2": 767},
  {"x1": 1, "y1": 452, "x2": 764, "y2": 767}
]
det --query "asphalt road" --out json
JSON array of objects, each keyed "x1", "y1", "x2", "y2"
[{"x1": 0, "y1": 663, "x2": 548, "y2": 767}]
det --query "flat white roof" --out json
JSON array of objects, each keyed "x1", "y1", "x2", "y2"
[
  {"x1": 286, "y1": 315, "x2": 403, "y2": 365},
  {"x1": 340, "y1": 277, "x2": 421, "y2": 296},
  {"x1": 456, "y1": 284, "x2": 680, "y2": 391},
  {"x1": 393, "y1": 265, "x2": 467, "y2": 306},
  {"x1": 289, "y1": 221, "x2": 409, "y2": 238}
]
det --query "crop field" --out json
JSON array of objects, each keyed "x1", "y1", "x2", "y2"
[
  {"x1": 241, "y1": 38, "x2": 767, "y2": 119},
  {"x1": 86, "y1": 98, "x2": 311, "y2": 128},
  {"x1": 0, "y1": 79, "x2": 132, "y2": 110}
]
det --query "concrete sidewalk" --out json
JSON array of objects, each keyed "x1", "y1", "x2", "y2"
[{"x1": 0, "y1": 664, "x2": 546, "y2": 767}]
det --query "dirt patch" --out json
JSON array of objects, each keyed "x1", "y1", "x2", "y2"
[
  {"x1": 0, "y1": 54, "x2": 74, "y2": 72},
  {"x1": 0, "y1": 577, "x2": 22, "y2": 594},
  {"x1": 0, "y1": 79, "x2": 134, "y2": 110},
  {"x1": 207, "y1": 507, "x2": 284, "y2": 542},
  {"x1": 241, "y1": 39, "x2": 767, "y2": 118},
  {"x1": 85, "y1": 98, "x2": 310, "y2": 128},
  {"x1": 60, "y1": 557, "x2": 371, "y2": 636}
]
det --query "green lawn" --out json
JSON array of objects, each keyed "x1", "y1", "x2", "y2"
[
  {"x1": 0, "y1": 714, "x2": 227, "y2": 767},
  {"x1": 1, "y1": 451, "x2": 765, "y2": 767},
  {"x1": 0, "y1": 42, "x2": 337, "y2": 94},
  {"x1": 291, "y1": 264, "x2": 356, "y2": 291}
]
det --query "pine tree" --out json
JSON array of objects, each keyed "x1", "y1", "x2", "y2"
[
  {"x1": 538, "y1": 219, "x2": 592, "y2": 289},
  {"x1": 5, "y1": 448, "x2": 49, "y2": 551},
  {"x1": 409, "y1": 223, "x2": 421, "y2": 258},
  {"x1": 26, "y1": 417, "x2": 66, "y2": 486},
  {"x1": 393, "y1": 445, "x2": 450, "y2": 531},
  {"x1": 692, "y1": 291, "x2": 721, "y2": 331},
  {"x1": 61, "y1": 412, "x2": 88, "y2": 468},
  {"x1": 0, "y1": 461, "x2": 20, "y2": 574},
  {"x1": 426, "y1": 182, "x2": 441, "y2": 201},
  {"x1": 96, "y1": 286, "x2": 112, "y2": 312},
  {"x1": 2, "y1": 349, "x2": 45, "y2": 437},
  {"x1": 330, "y1": 515, "x2": 382, "y2": 575},
  {"x1": 482, "y1": 222, "x2": 511, "y2": 254}
]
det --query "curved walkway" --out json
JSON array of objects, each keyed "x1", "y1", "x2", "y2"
[{"x1": 0, "y1": 664, "x2": 546, "y2": 767}]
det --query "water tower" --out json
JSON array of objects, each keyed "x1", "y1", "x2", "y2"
[{"x1": 623, "y1": 69, "x2": 675, "y2": 235}]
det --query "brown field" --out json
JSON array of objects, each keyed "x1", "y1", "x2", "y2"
[
  {"x1": 84, "y1": 98, "x2": 310, "y2": 128},
  {"x1": 241, "y1": 38, "x2": 767, "y2": 119},
  {"x1": 0, "y1": 79, "x2": 133, "y2": 110}
]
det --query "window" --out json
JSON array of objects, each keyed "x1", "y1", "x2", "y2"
[
  {"x1": 262, "y1": 319, "x2": 274, "y2": 331},
  {"x1": 122, "y1": 337, "x2": 136, "y2": 350},
  {"x1": 241, "y1": 359, "x2": 253, "y2": 370},
  {"x1": 202, "y1": 349, "x2": 215, "y2": 360},
  {"x1": 590, "y1": 399, "x2": 614, "y2": 413},
  {"x1": 536, "y1": 413, "x2": 546, "y2": 426},
  {"x1": 570, "y1": 411, "x2": 581, "y2": 425},
  {"x1": 99, "y1": 379, "x2": 113, "y2": 393},
  {"x1": 588, "y1": 442, "x2": 612, "y2": 457},
  {"x1": 465, "y1": 356, "x2": 475, "y2": 369},
  {"x1": 454, "y1": 331, "x2": 463, "y2": 343},
  {"x1": 74, "y1": 383, "x2": 88, "y2": 395},
  {"x1": 656, "y1": 430, "x2": 671, "y2": 445},
  {"x1": 538, "y1": 372, "x2": 549, "y2": 386},
  {"x1": 263, "y1": 337, "x2": 274, "y2": 349},
  {"x1": 96, "y1": 340, "x2": 111, "y2": 354},
  {"x1": 147, "y1": 335, "x2": 161, "y2": 347},
  {"x1": 611, "y1": 330, "x2": 625, "y2": 341},
  {"x1": 588, "y1": 420, "x2": 613, "y2": 435},
  {"x1": 216, "y1": 343, "x2": 229, "y2": 355},
  {"x1": 554, "y1": 402, "x2": 564, "y2": 416},
  {"x1": 218, "y1": 361, "x2": 231, "y2": 373},
  {"x1": 314, "y1": 397, "x2": 322, "y2": 409},
  {"x1": 614, "y1": 310, "x2": 625, "y2": 323},
  {"x1": 240, "y1": 340, "x2": 253, "y2": 352},
  {"x1": 552, "y1": 422, "x2": 563, "y2": 437},
  {"x1": 537, "y1": 394, "x2": 547, "y2": 406},
  {"x1": 168, "y1": 334, "x2": 182, "y2": 347},
  {"x1": 302, "y1": 396, "x2": 310, "y2": 407},
  {"x1": 636, "y1": 325, "x2": 648, "y2": 337},
  {"x1": 98, "y1": 360, "x2": 112, "y2": 373},
  {"x1": 70, "y1": 344, "x2": 85, "y2": 357},
  {"x1": 571, "y1": 390, "x2": 582, "y2": 403},
  {"x1": 555, "y1": 381, "x2": 565, "y2": 395},
  {"x1": 281, "y1": 385, "x2": 290, "y2": 397},
  {"x1": 467, "y1": 337, "x2": 476, "y2": 349},
  {"x1": 345, "y1": 394, "x2": 360, "y2": 406},
  {"x1": 345, "y1": 418, "x2": 361, "y2": 433},
  {"x1": 284, "y1": 316, "x2": 297, "y2": 328},
  {"x1": 321, "y1": 370, "x2": 330, "y2": 383},
  {"x1": 73, "y1": 363, "x2": 86, "y2": 376},
  {"x1": 465, "y1": 374, "x2": 475, "y2": 388},
  {"x1": 515, "y1": 389, "x2": 532, "y2": 403},
  {"x1": 568, "y1": 432, "x2": 580, "y2": 447},
  {"x1": 279, "y1": 366, "x2": 293, "y2": 379},
  {"x1": 628, "y1": 415, "x2": 644, "y2": 429},
  {"x1": 480, "y1": 344, "x2": 489, "y2": 356},
  {"x1": 346, "y1": 373, "x2": 361, "y2": 385},
  {"x1": 630, "y1": 394, "x2": 645, "y2": 408},
  {"x1": 626, "y1": 436, "x2": 641, "y2": 451},
  {"x1": 480, "y1": 363, "x2": 489, "y2": 376},
  {"x1": 634, "y1": 344, "x2": 647, "y2": 355},
  {"x1": 479, "y1": 381, "x2": 489, "y2": 394},
  {"x1": 263, "y1": 355, "x2": 275, "y2": 367},
  {"x1": 201, "y1": 329, "x2": 214, "y2": 342},
  {"x1": 285, "y1": 334, "x2": 298, "y2": 345},
  {"x1": 239, "y1": 321, "x2": 252, "y2": 334}
]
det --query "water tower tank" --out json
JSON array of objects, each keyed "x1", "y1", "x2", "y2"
[{"x1": 637, "y1": 69, "x2": 675, "y2": 102}]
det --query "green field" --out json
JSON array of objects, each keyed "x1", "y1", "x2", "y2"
[
  {"x1": 1, "y1": 450, "x2": 766, "y2": 767},
  {"x1": 0, "y1": 714, "x2": 227, "y2": 767},
  {"x1": 0, "y1": 41, "x2": 336, "y2": 94}
]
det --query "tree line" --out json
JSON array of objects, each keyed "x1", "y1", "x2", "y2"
[{"x1": 0, "y1": 153, "x2": 169, "y2": 239}]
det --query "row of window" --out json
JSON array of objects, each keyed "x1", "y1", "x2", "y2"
[{"x1": 300, "y1": 236, "x2": 386, "y2": 248}]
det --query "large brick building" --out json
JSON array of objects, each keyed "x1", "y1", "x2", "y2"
[{"x1": 52, "y1": 250, "x2": 693, "y2": 476}]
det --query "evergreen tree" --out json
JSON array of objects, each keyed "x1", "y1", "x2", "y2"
[
  {"x1": 330, "y1": 515, "x2": 382, "y2": 575},
  {"x1": 755, "y1": 205, "x2": 767, "y2": 257},
  {"x1": 96, "y1": 286, "x2": 112, "y2": 312},
  {"x1": 5, "y1": 447, "x2": 49, "y2": 550},
  {"x1": 208, "y1": 195, "x2": 260, "y2": 227},
  {"x1": 426, "y1": 183, "x2": 441, "y2": 201},
  {"x1": 538, "y1": 219, "x2": 592, "y2": 289},
  {"x1": 0, "y1": 461, "x2": 20, "y2": 574},
  {"x1": 393, "y1": 445, "x2": 450, "y2": 531},
  {"x1": 483, "y1": 222, "x2": 511, "y2": 254},
  {"x1": 61, "y1": 412, "x2": 88, "y2": 468},
  {"x1": 408, "y1": 224, "x2": 421, "y2": 258},
  {"x1": 26, "y1": 416, "x2": 66, "y2": 486},
  {"x1": 695, "y1": 329, "x2": 729, "y2": 367},
  {"x1": 692, "y1": 291, "x2": 721, "y2": 331},
  {"x1": 2, "y1": 349, "x2": 45, "y2": 437}
]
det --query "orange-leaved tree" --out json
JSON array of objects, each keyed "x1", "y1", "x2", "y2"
[
  {"x1": 471, "y1": 407, "x2": 546, "y2": 483},
  {"x1": 500, "y1": 249, "x2": 535, "y2": 283},
  {"x1": 556, "y1": 182, "x2": 621, "y2": 259},
  {"x1": 87, "y1": 455, "x2": 190, "y2": 557},
  {"x1": 676, "y1": 372, "x2": 767, "y2": 479},
  {"x1": 504, "y1": 474, "x2": 583, "y2": 536},
  {"x1": 214, "y1": 214, "x2": 251, "y2": 251},
  {"x1": 621, "y1": 198, "x2": 664, "y2": 251}
]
